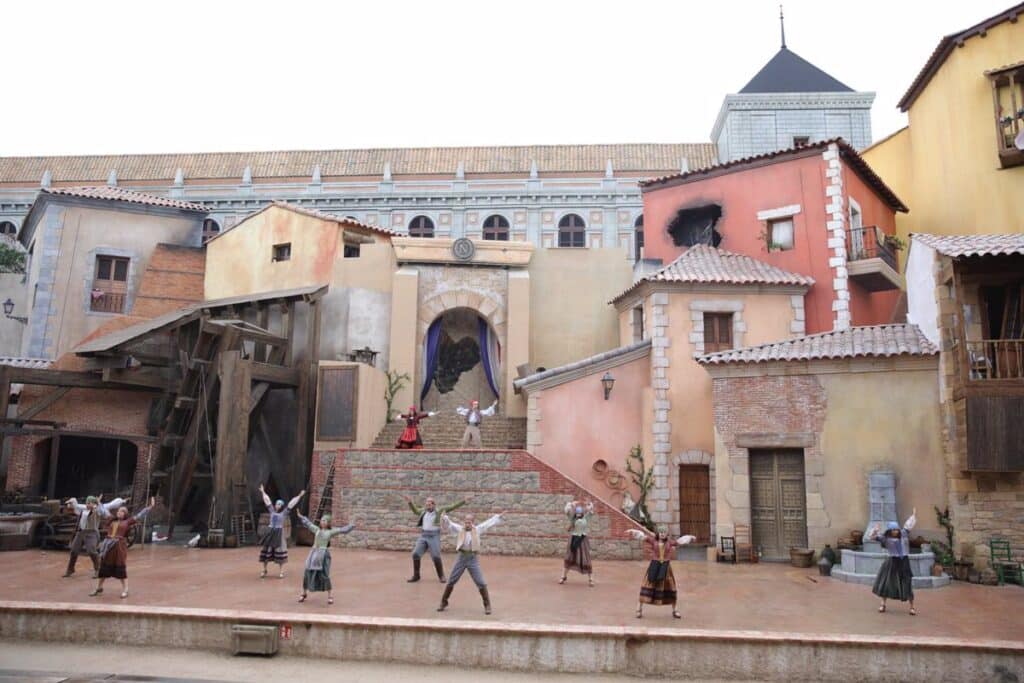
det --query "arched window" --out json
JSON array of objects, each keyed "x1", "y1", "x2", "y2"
[
  {"x1": 202, "y1": 218, "x2": 220, "y2": 244},
  {"x1": 409, "y1": 215, "x2": 435, "y2": 238},
  {"x1": 558, "y1": 213, "x2": 586, "y2": 248},
  {"x1": 634, "y1": 215, "x2": 644, "y2": 261},
  {"x1": 0, "y1": 221, "x2": 16, "y2": 236},
  {"x1": 482, "y1": 215, "x2": 509, "y2": 241}
]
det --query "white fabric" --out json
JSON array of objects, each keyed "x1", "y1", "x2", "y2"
[
  {"x1": 422, "y1": 510, "x2": 439, "y2": 531},
  {"x1": 444, "y1": 513, "x2": 501, "y2": 552}
]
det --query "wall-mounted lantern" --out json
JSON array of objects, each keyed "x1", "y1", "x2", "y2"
[
  {"x1": 3, "y1": 298, "x2": 27, "y2": 324},
  {"x1": 601, "y1": 371, "x2": 615, "y2": 400}
]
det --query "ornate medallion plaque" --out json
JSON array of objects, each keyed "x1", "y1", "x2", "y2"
[{"x1": 452, "y1": 237, "x2": 475, "y2": 261}]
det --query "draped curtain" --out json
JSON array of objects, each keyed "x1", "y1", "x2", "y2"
[
  {"x1": 478, "y1": 317, "x2": 500, "y2": 398},
  {"x1": 420, "y1": 318, "x2": 443, "y2": 403}
]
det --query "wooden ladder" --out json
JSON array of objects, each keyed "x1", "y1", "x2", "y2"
[{"x1": 313, "y1": 455, "x2": 337, "y2": 522}]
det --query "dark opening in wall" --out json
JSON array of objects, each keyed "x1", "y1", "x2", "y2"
[{"x1": 667, "y1": 204, "x2": 722, "y2": 247}]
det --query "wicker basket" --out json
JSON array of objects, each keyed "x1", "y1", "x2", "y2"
[{"x1": 789, "y1": 547, "x2": 815, "y2": 568}]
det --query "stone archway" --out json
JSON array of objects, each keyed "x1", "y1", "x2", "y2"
[{"x1": 668, "y1": 449, "x2": 715, "y2": 542}]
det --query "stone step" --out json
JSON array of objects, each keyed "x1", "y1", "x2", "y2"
[
  {"x1": 372, "y1": 415, "x2": 526, "y2": 449},
  {"x1": 346, "y1": 468, "x2": 542, "y2": 492},
  {"x1": 343, "y1": 450, "x2": 516, "y2": 469},
  {"x1": 336, "y1": 529, "x2": 640, "y2": 560}
]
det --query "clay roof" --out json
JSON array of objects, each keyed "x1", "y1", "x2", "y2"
[
  {"x1": 514, "y1": 339, "x2": 652, "y2": 392},
  {"x1": 740, "y1": 48, "x2": 854, "y2": 94},
  {"x1": 0, "y1": 143, "x2": 718, "y2": 183},
  {"x1": 912, "y1": 233, "x2": 1024, "y2": 258},
  {"x1": 897, "y1": 3, "x2": 1024, "y2": 111},
  {"x1": 639, "y1": 139, "x2": 909, "y2": 213},
  {"x1": 131, "y1": 244, "x2": 206, "y2": 318},
  {"x1": 612, "y1": 245, "x2": 813, "y2": 303},
  {"x1": 38, "y1": 186, "x2": 209, "y2": 212},
  {"x1": 207, "y1": 201, "x2": 397, "y2": 244},
  {"x1": 697, "y1": 324, "x2": 938, "y2": 365}
]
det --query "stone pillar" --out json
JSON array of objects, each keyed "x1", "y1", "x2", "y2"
[
  {"x1": 649, "y1": 292, "x2": 672, "y2": 525},
  {"x1": 823, "y1": 143, "x2": 851, "y2": 330},
  {"x1": 526, "y1": 208, "x2": 541, "y2": 246},
  {"x1": 388, "y1": 268, "x2": 419, "y2": 410},
  {"x1": 504, "y1": 270, "x2": 530, "y2": 418}
]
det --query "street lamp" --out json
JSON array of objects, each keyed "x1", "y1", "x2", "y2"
[
  {"x1": 3, "y1": 298, "x2": 26, "y2": 324},
  {"x1": 601, "y1": 371, "x2": 615, "y2": 400}
]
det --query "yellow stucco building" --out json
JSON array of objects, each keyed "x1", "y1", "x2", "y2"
[{"x1": 862, "y1": 4, "x2": 1024, "y2": 256}]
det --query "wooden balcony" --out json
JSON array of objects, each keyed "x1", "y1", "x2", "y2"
[
  {"x1": 89, "y1": 291, "x2": 126, "y2": 314},
  {"x1": 845, "y1": 227, "x2": 903, "y2": 292},
  {"x1": 964, "y1": 339, "x2": 1024, "y2": 381}
]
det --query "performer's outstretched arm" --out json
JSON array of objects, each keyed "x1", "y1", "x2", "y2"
[
  {"x1": 259, "y1": 484, "x2": 273, "y2": 512},
  {"x1": 481, "y1": 401, "x2": 497, "y2": 417},
  {"x1": 441, "y1": 499, "x2": 467, "y2": 514},
  {"x1": 476, "y1": 513, "x2": 503, "y2": 534},
  {"x1": 904, "y1": 508, "x2": 917, "y2": 531},
  {"x1": 287, "y1": 490, "x2": 306, "y2": 511},
  {"x1": 441, "y1": 514, "x2": 463, "y2": 535},
  {"x1": 328, "y1": 523, "x2": 355, "y2": 538},
  {"x1": 296, "y1": 513, "x2": 319, "y2": 534},
  {"x1": 676, "y1": 535, "x2": 697, "y2": 545},
  {"x1": 98, "y1": 497, "x2": 126, "y2": 517}
]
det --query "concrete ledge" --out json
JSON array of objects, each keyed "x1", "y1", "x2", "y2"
[{"x1": 1, "y1": 601, "x2": 1021, "y2": 681}]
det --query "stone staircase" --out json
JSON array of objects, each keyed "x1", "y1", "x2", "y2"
[
  {"x1": 308, "y1": 449, "x2": 644, "y2": 560},
  {"x1": 372, "y1": 411, "x2": 526, "y2": 450}
]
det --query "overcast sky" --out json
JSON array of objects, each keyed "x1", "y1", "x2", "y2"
[{"x1": 0, "y1": 0, "x2": 1011, "y2": 157}]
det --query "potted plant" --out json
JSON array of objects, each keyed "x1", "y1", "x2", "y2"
[{"x1": 934, "y1": 506, "x2": 974, "y2": 580}]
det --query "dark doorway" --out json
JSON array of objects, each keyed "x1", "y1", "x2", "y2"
[
  {"x1": 38, "y1": 436, "x2": 138, "y2": 500},
  {"x1": 749, "y1": 449, "x2": 807, "y2": 560},
  {"x1": 678, "y1": 465, "x2": 710, "y2": 544}
]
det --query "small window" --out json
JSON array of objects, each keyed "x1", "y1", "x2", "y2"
[
  {"x1": 482, "y1": 215, "x2": 510, "y2": 241},
  {"x1": 792, "y1": 136, "x2": 810, "y2": 148},
  {"x1": 703, "y1": 312, "x2": 733, "y2": 353},
  {"x1": 91, "y1": 255, "x2": 130, "y2": 313},
  {"x1": 632, "y1": 306, "x2": 645, "y2": 343},
  {"x1": 343, "y1": 243, "x2": 361, "y2": 258},
  {"x1": 409, "y1": 215, "x2": 435, "y2": 238},
  {"x1": 634, "y1": 215, "x2": 644, "y2": 261},
  {"x1": 272, "y1": 243, "x2": 292, "y2": 262},
  {"x1": 202, "y1": 218, "x2": 220, "y2": 244},
  {"x1": 558, "y1": 213, "x2": 586, "y2": 248},
  {"x1": 767, "y1": 217, "x2": 794, "y2": 251},
  {"x1": 0, "y1": 221, "x2": 16, "y2": 236}
]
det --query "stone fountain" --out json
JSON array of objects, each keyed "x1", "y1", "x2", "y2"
[{"x1": 830, "y1": 470, "x2": 950, "y2": 588}]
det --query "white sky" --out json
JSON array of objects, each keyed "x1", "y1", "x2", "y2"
[{"x1": 0, "y1": 0, "x2": 1012, "y2": 157}]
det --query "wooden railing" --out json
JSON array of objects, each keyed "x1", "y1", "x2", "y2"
[
  {"x1": 964, "y1": 340, "x2": 1024, "y2": 381},
  {"x1": 90, "y1": 291, "x2": 126, "y2": 314},
  {"x1": 846, "y1": 226, "x2": 898, "y2": 271}
]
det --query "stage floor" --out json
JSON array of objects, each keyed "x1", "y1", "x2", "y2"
[{"x1": 2, "y1": 545, "x2": 1023, "y2": 640}]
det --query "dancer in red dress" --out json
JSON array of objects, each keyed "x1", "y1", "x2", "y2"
[
  {"x1": 91, "y1": 497, "x2": 154, "y2": 599},
  {"x1": 393, "y1": 405, "x2": 436, "y2": 449}
]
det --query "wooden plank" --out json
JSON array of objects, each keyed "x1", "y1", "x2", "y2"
[
  {"x1": 283, "y1": 302, "x2": 296, "y2": 367},
  {"x1": 250, "y1": 363, "x2": 300, "y2": 386},
  {"x1": 8, "y1": 367, "x2": 158, "y2": 391},
  {"x1": 212, "y1": 351, "x2": 251, "y2": 528},
  {"x1": 254, "y1": 305, "x2": 271, "y2": 363},
  {"x1": 102, "y1": 367, "x2": 177, "y2": 389},
  {"x1": 316, "y1": 366, "x2": 358, "y2": 441},
  {"x1": 248, "y1": 382, "x2": 270, "y2": 415},
  {"x1": 17, "y1": 387, "x2": 71, "y2": 421},
  {"x1": 46, "y1": 435, "x2": 60, "y2": 499},
  {"x1": 206, "y1": 320, "x2": 288, "y2": 349}
]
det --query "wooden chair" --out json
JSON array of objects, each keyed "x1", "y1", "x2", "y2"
[
  {"x1": 734, "y1": 524, "x2": 755, "y2": 562},
  {"x1": 717, "y1": 536, "x2": 736, "y2": 563},
  {"x1": 990, "y1": 538, "x2": 1023, "y2": 585}
]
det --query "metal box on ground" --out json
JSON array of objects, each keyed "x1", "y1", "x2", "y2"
[{"x1": 231, "y1": 624, "x2": 279, "y2": 656}]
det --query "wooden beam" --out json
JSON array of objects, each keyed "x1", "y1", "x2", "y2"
[
  {"x1": 102, "y1": 367, "x2": 177, "y2": 390},
  {"x1": 0, "y1": 417, "x2": 63, "y2": 427},
  {"x1": 250, "y1": 363, "x2": 300, "y2": 386},
  {"x1": 212, "y1": 350, "x2": 251, "y2": 528},
  {"x1": 254, "y1": 305, "x2": 271, "y2": 363},
  {"x1": 283, "y1": 302, "x2": 296, "y2": 366},
  {"x1": 248, "y1": 382, "x2": 270, "y2": 414},
  {"x1": 46, "y1": 435, "x2": 60, "y2": 499},
  {"x1": 17, "y1": 387, "x2": 71, "y2": 421},
  {"x1": 8, "y1": 367, "x2": 158, "y2": 391}
]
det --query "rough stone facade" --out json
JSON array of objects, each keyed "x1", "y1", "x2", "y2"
[{"x1": 823, "y1": 143, "x2": 851, "y2": 330}]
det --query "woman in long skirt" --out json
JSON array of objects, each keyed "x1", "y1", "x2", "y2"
[
  {"x1": 560, "y1": 499, "x2": 595, "y2": 586},
  {"x1": 626, "y1": 526, "x2": 696, "y2": 619},
  {"x1": 258, "y1": 484, "x2": 304, "y2": 578},
  {"x1": 91, "y1": 497, "x2": 154, "y2": 599},
  {"x1": 296, "y1": 513, "x2": 354, "y2": 605},
  {"x1": 868, "y1": 508, "x2": 917, "y2": 615}
]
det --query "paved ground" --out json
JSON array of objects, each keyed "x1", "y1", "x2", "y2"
[
  {"x1": 0, "y1": 640, "x2": 723, "y2": 683},
  {"x1": 2, "y1": 545, "x2": 1023, "y2": 639}
]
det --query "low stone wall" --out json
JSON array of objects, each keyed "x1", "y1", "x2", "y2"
[{"x1": 2, "y1": 601, "x2": 1021, "y2": 681}]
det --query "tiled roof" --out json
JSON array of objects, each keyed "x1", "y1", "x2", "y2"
[
  {"x1": 898, "y1": 3, "x2": 1024, "y2": 111},
  {"x1": 912, "y1": 233, "x2": 1024, "y2": 258},
  {"x1": 39, "y1": 186, "x2": 209, "y2": 213},
  {"x1": 207, "y1": 201, "x2": 397, "y2": 245},
  {"x1": 740, "y1": 48, "x2": 853, "y2": 94},
  {"x1": 0, "y1": 143, "x2": 718, "y2": 183},
  {"x1": 612, "y1": 245, "x2": 813, "y2": 303},
  {"x1": 639, "y1": 138, "x2": 909, "y2": 213},
  {"x1": 697, "y1": 324, "x2": 937, "y2": 365},
  {"x1": 514, "y1": 339, "x2": 652, "y2": 392},
  {"x1": 0, "y1": 357, "x2": 53, "y2": 370}
]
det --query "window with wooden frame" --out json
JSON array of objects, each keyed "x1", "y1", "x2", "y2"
[
  {"x1": 987, "y1": 61, "x2": 1024, "y2": 168},
  {"x1": 703, "y1": 312, "x2": 733, "y2": 353},
  {"x1": 482, "y1": 215, "x2": 510, "y2": 241},
  {"x1": 408, "y1": 215, "x2": 435, "y2": 238},
  {"x1": 632, "y1": 305, "x2": 645, "y2": 343},
  {"x1": 272, "y1": 243, "x2": 291, "y2": 262},
  {"x1": 766, "y1": 217, "x2": 795, "y2": 251},
  {"x1": 201, "y1": 218, "x2": 220, "y2": 244},
  {"x1": 558, "y1": 213, "x2": 586, "y2": 248},
  {"x1": 343, "y1": 243, "x2": 361, "y2": 258},
  {"x1": 91, "y1": 255, "x2": 129, "y2": 313},
  {"x1": 792, "y1": 135, "x2": 810, "y2": 148},
  {"x1": 634, "y1": 215, "x2": 644, "y2": 261}
]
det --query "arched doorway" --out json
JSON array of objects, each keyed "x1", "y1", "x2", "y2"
[{"x1": 420, "y1": 307, "x2": 500, "y2": 412}]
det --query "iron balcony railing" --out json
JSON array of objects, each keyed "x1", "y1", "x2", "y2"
[{"x1": 846, "y1": 226, "x2": 898, "y2": 272}]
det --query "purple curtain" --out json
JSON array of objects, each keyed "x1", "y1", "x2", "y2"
[
  {"x1": 420, "y1": 318, "x2": 443, "y2": 403},
  {"x1": 479, "y1": 317, "x2": 499, "y2": 398}
]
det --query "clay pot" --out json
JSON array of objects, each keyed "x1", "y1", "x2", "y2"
[
  {"x1": 817, "y1": 556, "x2": 833, "y2": 576},
  {"x1": 931, "y1": 563, "x2": 944, "y2": 577},
  {"x1": 821, "y1": 544, "x2": 837, "y2": 565},
  {"x1": 850, "y1": 530, "x2": 863, "y2": 545},
  {"x1": 592, "y1": 460, "x2": 608, "y2": 479}
]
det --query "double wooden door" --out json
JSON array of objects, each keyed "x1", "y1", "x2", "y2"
[
  {"x1": 678, "y1": 465, "x2": 711, "y2": 544},
  {"x1": 749, "y1": 449, "x2": 807, "y2": 560}
]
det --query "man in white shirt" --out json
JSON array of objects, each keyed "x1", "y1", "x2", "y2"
[
  {"x1": 437, "y1": 511, "x2": 503, "y2": 614},
  {"x1": 456, "y1": 399, "x2": 497, "y2": 448},
  {"x1": 63, "y1": 495, "x2": 125, "y2": 578}
]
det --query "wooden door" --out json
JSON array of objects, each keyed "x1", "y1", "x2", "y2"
[
  {"x1": 678, "y1": 465, "x2": 710, "y2": 544},
  {"x1": 749, "y1": 450, "x2": 807, "y2": 559}
]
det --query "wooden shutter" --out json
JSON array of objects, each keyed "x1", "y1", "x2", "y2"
[{"x1": 703, "y1": 313, "x2": 732, "y2": 352}]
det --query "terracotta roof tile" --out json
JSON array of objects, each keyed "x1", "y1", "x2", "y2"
[
  {"x1": 912, "y1": 233, "x2": 1024, "y2": 258},
  {"x1": 0, "y1": 143, "x2": 718, "y2": 183},
  {"x1": 612, "y1": 245, "x2": 813, "y2": 303},
  {"x1": 39, "y1": 186, "x2": 209, "y2": 212},
  {"x1": 697, "y1": 324, "x2": 937, "y2": 365},
  {"x1": 0, "y1": 357, "x2": 53, "y2": 370}
]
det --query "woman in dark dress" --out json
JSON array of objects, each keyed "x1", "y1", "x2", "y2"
[
  {"x1": 626, "y1": 525, "x2": 696, "y2": 619},
  {"x1": 868, "y1": 507, "x2": 917, "y2": 615},
  {"x1": 91, "y1": 497, "x2": 154, "y2": 599}
]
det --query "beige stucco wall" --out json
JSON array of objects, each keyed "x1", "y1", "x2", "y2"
[
  {"x1": 0, "y1": 271, "x2": 26, "y2": 356},
  {"x1": 31, "y1": 203, "x2": 200, "y2": 358},
  {"x1": 387, "y1": 268, "x2": 419, "y2": 411},
  {"x1": 528, "y1": 247, "x2": 632, "y2": 371},
  {"x1": 321, "y1": 239, "x2": 396, "y2": 364},
  {"x1": 313, "y1": 361, "x2": 388, "y2": 450}
]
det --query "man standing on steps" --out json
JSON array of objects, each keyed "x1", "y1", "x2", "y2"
[
  {"x1": 455, "y1": 399, "x2": 497, "y2": 448},
  {"x1": 437, "y1": 510, "x2": 504, "y2": 615},
  {"x1": 399, "y1": 494, "x2": 469, "y2": 583}
]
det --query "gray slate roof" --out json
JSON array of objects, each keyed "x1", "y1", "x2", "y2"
[{"x1": 740, "y1": 48, "x2": 854, "y2": 94}]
